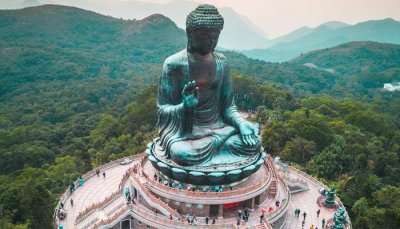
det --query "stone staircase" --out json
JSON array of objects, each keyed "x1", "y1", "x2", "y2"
[
  {"x1": 268, "y1": 180, "x2": 277, "y2": 197},
  {"x1": 254, "y1": 222, "x2": 273, "y2": 229},
  {"x1": 266, "y1": 157, "x2": 278, "y2": 198}
]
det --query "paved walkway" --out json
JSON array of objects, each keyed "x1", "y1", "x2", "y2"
[
  {"x1": 284, "y1": 167, "x2": 338, "y2": 229},
  {"x1": 55, "y1": 156, "x2": 347, "y2": 229},
  {"x1": 57, "y1": 162, "x2": 133, "y2": 229}
]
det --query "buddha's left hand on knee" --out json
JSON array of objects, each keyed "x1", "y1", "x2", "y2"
[{"x1": 238, "y1": 121, "x2": 259, "y2": 146}]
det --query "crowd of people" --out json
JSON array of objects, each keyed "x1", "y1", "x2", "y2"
[
  {"x1": 294, "y1": 208, "x2": 326, "y2": 229},
  {"x1": 236, "y1": 208, "x2": 252, "y2": 225},
  {"x1": 180, "y1": 214, "x2": 217, "y2": 225}
]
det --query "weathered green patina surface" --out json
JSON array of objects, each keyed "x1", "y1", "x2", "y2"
[
  {"x1": 148, "y1": 4, "x2": 265, "y2": 185},
  {"x1": 325, "y1": 187, "x2": 337, "y2": 207},
  {"x1": 332, "y1": 207, "x2": 348, "y2": 229}
]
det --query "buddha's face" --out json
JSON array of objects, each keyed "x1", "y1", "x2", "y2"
[{"x1": 187, "y1": 28, "x2": 220, "y2": 55}]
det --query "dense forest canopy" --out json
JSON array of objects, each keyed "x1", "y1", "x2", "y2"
[{"x1": 0, "y1": 5, "x2": 399, "y2": 229}]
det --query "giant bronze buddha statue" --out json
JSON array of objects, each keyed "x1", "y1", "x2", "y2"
[{"x1": 147, "y1": 4, "x2": 266, "y2": 185}]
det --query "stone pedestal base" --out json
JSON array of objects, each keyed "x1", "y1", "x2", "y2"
[{"x1": 147, "y1": 139, "x2": 267, "y2": 185}]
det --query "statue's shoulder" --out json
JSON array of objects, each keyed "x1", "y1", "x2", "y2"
[
  {"x1": 163, "y1": 49, "x2": 187, "y2": 70},
  {"x1": 214, "y1": 51, "x2": 228, "y2": 68},
  {"x1": 213, "y1": 51, "x2": 226, "y2": 61}
]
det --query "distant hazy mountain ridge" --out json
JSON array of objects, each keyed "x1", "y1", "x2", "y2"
[
  {"x1": 0, "y1": 4, "x2": 341, "y2": 99},
  {"x1": 242, "y1": 18, "x2": 400, "y2": 62},
  {"x1": 1, "y1": 5, "x2": 399, "y2": 99},
  {"x1": 6, "y1": 0, "x2": 270, "y2": 50}
]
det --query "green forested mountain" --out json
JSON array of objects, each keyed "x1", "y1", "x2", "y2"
[
  {"x1": 0, "y1": 4, "x2": 186, "y2": 96},
  {"x1": 0, "y1": 5, "x2": 399, "y2": 229},
  {"x1": 292, "y1": 41, "x2": 400, "y2": 75},
  {"x1": 0, "y1": 3, "x2": 187, "y2": 174},
  {"x1": 243, "y1": 18, "x2": 400, "y2": 62},
  {"x1": 291, "y1": 41, "x2": 400, "y2": 110},
  {"x1": 0, "y1": 6, "x2": 184, "y2": 227},
  {"x1": 229, "y1": 41, "x2": 400, "y2": 104}
]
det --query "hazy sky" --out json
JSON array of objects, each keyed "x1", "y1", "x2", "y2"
[
  {"x1": 1, "y1": 0, "x2": 400, "y2": 38},
  {"x1": 193, "y1": 0, "x2": 400, "y2": 37}
]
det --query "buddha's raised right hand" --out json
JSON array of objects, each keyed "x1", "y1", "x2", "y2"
[{"x1": 182, "y1": 80, "x2": 199, "y2": 109}]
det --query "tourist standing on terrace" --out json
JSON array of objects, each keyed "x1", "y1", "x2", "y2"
[{"x1": 260, "y1": 211, "x2": 265, "y2": 223}]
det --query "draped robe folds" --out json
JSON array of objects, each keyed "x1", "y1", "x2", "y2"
[{"x1": 157, "y1": 49, "x2": 261, "y2": 166}]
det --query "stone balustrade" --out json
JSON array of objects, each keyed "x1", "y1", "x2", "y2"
[
  {"x1": 74, "y1": 165, "x2": 139, "y2": 225},
  {"x1": 54, "y1": 154, "x2": 145, "y2": 228},
  {"x1": 141, "y1": 157, "x2": 273, "y2": 205},
  {"x1": 128, "y1": 203, "x2": 236, "y2": 229},
  {"x1": 129, "y1": 173, "x2": 181, "y2": 218},
  {"x1": 146, "y1": 175, "x2": 267, "y2": 198},
  {"x1": 73, "y1": 157, "x2": 180, "y2": 229},
  {"x1": 266, "y1": 178, "x2": 291, "y2": 224},
  {"x1": 74, "y1": 189, "x2": 120, "y2": 225},
  {"x1": 288, "y1": 166, "x2": 352, "y2": 229},
  {"x1": 92, "y1": 205, "x2": 129, "y2": 229}
]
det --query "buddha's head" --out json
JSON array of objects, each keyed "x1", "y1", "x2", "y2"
[{"x1": 186, "y1": 4, "x2": 224, "y2": 55}]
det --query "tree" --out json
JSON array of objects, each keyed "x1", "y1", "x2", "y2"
[
  {"x1": 47, "y1": 156, "x2": 79, "y2": 193},
  {"x1": 288, "y1": 109, "x2": 334, "y2": 150},
  {"x1": 281, "y1": 137, "x2": 316, "y2": 164},
  {"x1": 25, "y1": 182, "x2": 53, "y2": 229},
  {"x1": 262, "y1": 121, "x2": 292, "y2": 156},
  {"x1": 0, "y1": 216, "x2": 28, "y2": 229},
  {"x1": 352, "y1": 186, "x2": 400, "y2": 229},
  {"x1": 339, "y1": 174, "x2": 381, "y2": 208},
  {"x1": 346, "y1": 110, "x2": 391, "y2": 136},
  {"x1": 307, "y1": 135, "x2": 351, "y2": 180}
]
